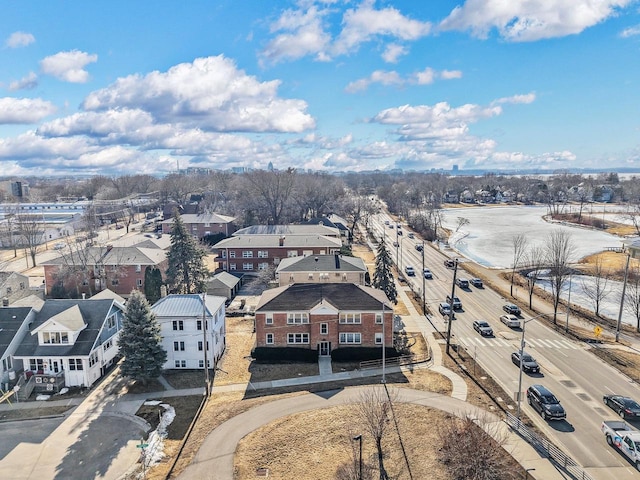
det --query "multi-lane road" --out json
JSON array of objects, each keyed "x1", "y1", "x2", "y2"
[{"x1": 371, "y1": 213, "x2": 640, "y2": 479}]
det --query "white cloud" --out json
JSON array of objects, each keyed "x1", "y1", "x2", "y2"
[
  {"x1": 83, "y1": 55, "x2": 315, "y2": 133},
  {"x1": 8, "y1": 72, "x2": 38, "y2": 91},
  {"x1": 0, "y1": 97, "x2": 57, "y2": 124},
  {"x1": 439, "y1": 0, "x2": 632, "y2": 42},
  {"x1": 40, "y1": 50, "x2": 98, "y2": 83},
  {"x1": 492, "y1": 93, "x2": 536, "y2": 105},
  {"x1": 440, "y1": 69, "x2": 463, "y2": 80},
  {"x1": 5, "y1": 31, "x2": 35, "y2": 48},
  {"x1": 382, "y1": 43, "x2": 407, "y2": 63},
  {"x1": 620, "y1": 24, "x2": 640, "y2": 37},
  {"x1": 346, "y1": 66, "x2": 461, "y2": 93},
  {"x1": 412, "y1": 67, "x2": 435, "y2": 85}
]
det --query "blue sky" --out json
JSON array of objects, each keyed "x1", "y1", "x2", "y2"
[{"x1": 2, "y1": 0, "x2": 640, "y2": 176}]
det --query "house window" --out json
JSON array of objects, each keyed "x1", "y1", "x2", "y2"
[
  {"x1": 229, "y1": 263, "x2": 237, "y2": 271},
  {"x1": 320, "y1": 323, "x2": 328, "y2": 335},
  {"x1": 173, "y1": 341, "x2": 185, "y2": 351},
  {"x1": 375, "y1": 314, "x2": 383, "y2": 324},
  {"x1": 82, "y1": 279, "x2": 89, "y2": 286},
  {"x1": 103, "y1": 339, "x2": 113, "y2": 351},
  {"x1": 287, "y1": 251, "x2": 298, "y2": 258},
  {"x1": 319, "y1": 273, "x2": 329, "y2": 280},
  {"x1": 19, "y1": 282, "x2": 25, "y2": 290},
  {"x1": 342, "y1": 273, "x2": 348, "y2": 281},
  {"x1": 265, "y1": 315, "x2": 273, "y2": 325},
  {"x1": 258, "y1": 262, "x2": 269, "y2": 271},
  {"x1": 198, "y1": 360, "x2": 204, "y2": 368},
  {"x1": 229, "y1": 251, "x2": 236, "y2": 258},
  {"x1": 43, "y1": 331, "x2": 69, "y2": 344},
  {"x1": 339, "y1": 332, "x2": 361, "y2": 344},
  {"x1": 266, "y1": 333, "x2": 274, "y2": 344},
  {"x1": 242, "y1": 251, "x2": 253, "y2": 258},
  {"x1": 308, "y1": 273, "x2": 314, "y2": 280},
  {"x1": 287, "y1": 333, "x2": 309, "y2": 344},
  {"x1": 205, "y1": 222, "x2": 210, "y2": 227},
  {"x1": 29, "y1": 359, "x2": 45, "y2": 371},
  {"x1": 197, "y1": 320, "x2": 202, "y2": 330},
  {"x1": 137, "y1": 279, "x2": 143, "y2": 287},
  {"x1": 89, "y1": 352, "x2": 99, "y2": 367},
  {"x1": 69, "y1": 358, "x2": 83, "y2": 371},
  {"x1": 221, "y1": 251, "x2": 227, "y2": 259},
  {"x1": 198, "y1": 341, "x2": 203, "y2": 351},
  {"x1": 258, "y1": 251, "x2": 269, "y2": 258},
  {"x1": 339, "y1": 313, "x2": 361, "y2": 324},
  {"x1": 6, "y1": 287, "x2": 11, "y2": 295},
  {"x1": 289, "y1": 274, "x2": 294, "y2": 283},
  {"x1": 107, "y1": 315, "x2": 116, "y2": 329},
  {"x1": 111, "y1": 279, "x2": 119, "y2": 286},
  {"x1": 243, "y1": 263, "x2": 253, "y2": 270},
  {"x1": 174, "y1": 360, "x2": 187, "y2": 368},
  {"x1": 135, "y1": 265, "x2": 141, "y2": 273},
  {"x1": 287, "y1": 313, "x2": 309, "y2": 324},
  {"x1": 375, "y1": 333, "x2": 383, "y2": 345},
  {"x1": 172, "y1": 320, "x2": 184, "y2": 331}
]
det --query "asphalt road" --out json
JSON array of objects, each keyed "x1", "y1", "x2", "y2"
[{"x1": 372, "y1": 213, "x2": 640, "y2": 479}]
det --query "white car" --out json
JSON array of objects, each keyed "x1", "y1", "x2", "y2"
[
  {"x1": 405, "y1": 265, "x2": 415, "y2": 276},
  {"x1": 423, "y1": 268, "x2": 432, "y2": 279},
  {"x1": 500, "y1": 315, "x2": 521, "y2": 328}
]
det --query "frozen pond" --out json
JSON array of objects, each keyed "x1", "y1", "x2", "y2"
[{"x1": 440, "y1": 205, "x2": 639, "y2": 327}]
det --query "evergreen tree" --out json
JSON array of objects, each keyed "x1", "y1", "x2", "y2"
[
  {"x1": 118, "y1": 290, "x2": 167, "y2": 385},
  {"x1": 144, "y1": 266, "x2": 163, "y2": 304},
  {"x1": 372, "y1": 241, "x2": 397, "y2": 304},
  {"x1": 166, "y1": 211, "x2": 209, "y2": 294}
]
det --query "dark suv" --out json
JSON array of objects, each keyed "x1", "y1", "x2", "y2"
[{"x1": 526, "y1": 384, "x2": 566, "y2": 421}]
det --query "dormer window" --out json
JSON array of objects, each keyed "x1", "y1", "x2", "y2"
[{"x1": 43, "y1": 331, "x2": 69, "y2": 344}]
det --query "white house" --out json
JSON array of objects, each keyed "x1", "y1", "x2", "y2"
[
  {"x1": 13, "y1": 298, "x2": 125, "y2": 389},
  {"x1": 151, "y1": 294, "x2": 226, "y2": 370},
  {"x1": 0, "y1": 307, "x2": 35, "y2": 384}
]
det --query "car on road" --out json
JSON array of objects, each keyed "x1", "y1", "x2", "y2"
[
  {"x1": 397, "y1": 230, "x2": 403, "y2": 235},
  {"x1": 444, "y1": 259, "x2": 455, "y2": 268},
  {"x1": 53, "y1": 242, "x2": 66, "y2": 250},
  {"x1": 393, "y1": 241, "x2": 399, "y2": 247},
  {"x1": 415, "y1": 244, "x2": 423, "y2": 252},
  {"x1": 446, "y1": 295, "x2": 462, "y2": 310},
  {"x1": 423, "y1": 268, "x2": 432, "y2": 279},
  {"x1": 500, "y1": 314, "x2": 521, "y2": 328},
  {"x1": 456, "y1": 278, "x2": 469, "y2": 288},
  {"x1": 470, "y1": 278, "x2": 483, "y2": 288},
  {"x1": 511, "y1": 351, "x2": 540, "y2": 373},
  {"x1": 407, "y1": 232, "x2": 415, "y2": 239},
  {"x1": 527, "y1": 384, "x2": 566, "y2": 421},
  {"x1": 603, "y1": 394, "x2": 640, "y2": 420},
  {"x1": 503, "y1": 303, "x2": 521, "y2": 315},
  {"x1": 384, "y1": 220, "x2": 390, "y2": 225},
  {"x1": 389, "y1": 224, "x2": 394, "y2": 229},
  {"x1": 438, "y1": 302, "x2": 453, "y2": 317},
  {"x1": 473, "y1": 320, "x2": 493, "y2": 337},
  {"x1": 404, "y1": 265, "x2": 415, "y2": 276}
]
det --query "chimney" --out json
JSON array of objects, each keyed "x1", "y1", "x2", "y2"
[
  {"x1": 160, "y1": 285, "x2": 168, "y2": 298},
  {"x1": 82, "y1": 293, "x2": 86, "y2": 300},
  {"x1": 279, "y1": 236, "x2": 285, "y2": 246},
  {"x1": 335, "y1": 254, "x2": 340, "y2": 269}
]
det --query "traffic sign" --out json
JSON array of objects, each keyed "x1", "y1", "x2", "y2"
[
  {"x1": 137, "y1": 440, "x2": 149, "y2": 449},
  {"x1": 594, "y1": 326, "x2": 603, "y2": 338}
]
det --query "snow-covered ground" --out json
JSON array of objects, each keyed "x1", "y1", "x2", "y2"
[{"x1": 440, "y1": 205, "x2": 639, "y2": 327}]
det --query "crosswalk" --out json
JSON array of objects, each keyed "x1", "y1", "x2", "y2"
[{"x1": 457, "y1": 336, "x2": 580, "y2": 350}]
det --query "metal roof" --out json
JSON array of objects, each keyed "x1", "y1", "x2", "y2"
[
  {"x1": 151, "y1": 294, "x2": 225, "y2": 318},
  {"x1": 276, "y1": 254, "x2": 366, "y2": 273}
]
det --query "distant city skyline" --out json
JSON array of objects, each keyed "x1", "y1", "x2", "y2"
[{"x1": 2, "y1": 1, "x2": 640, "y2": 176}]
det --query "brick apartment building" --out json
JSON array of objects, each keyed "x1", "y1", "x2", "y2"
[
  {"x1": 162, "y1": 213, "x2": 236, "y2": 237},
  {"x1": 275, "y1": 254, "x2": 367, "y2": 286}
]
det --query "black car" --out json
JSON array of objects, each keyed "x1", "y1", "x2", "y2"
[
  {"x1": 603, "y1": 394, "x2": 640, "y2": 420},
  {"x1": 503, "y1": 303, "x2": 521, "y2": 315},
  {"x1": 526, "y1": 384, "x2": 566, "y2": 421},
  {"x1": 511, "y1": 351, "x2": 540, "y2": 374},
  {"x1": 444, "y1": 259, "x2": 455, "y2": 268},
  {"x1": 470, "y1": 278, "x2": 483, "y2": 288},
  {"x1": 473, "y1": 320, "x2": 493, "y2": 337},
  {"x1": 415, "y1": 244, "x2": 423, "y2": 252}
]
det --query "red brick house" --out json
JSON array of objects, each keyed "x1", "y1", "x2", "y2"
[
  {"x1": 161, "y1": 213, "x2": 236, "y2": 237},
  {"x1": 42, "y1": 244, "x2": 167, "y2": 298},
  {"x1": 275, "y1": 254, "x2": 367, "y2": 286},
  {"x1": 254, "y1": 283, "x2": 393, "y2": 356}
]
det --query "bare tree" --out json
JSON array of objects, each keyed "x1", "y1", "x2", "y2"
[
  {"x1": 581, "y1": 256, "x2": 611, "y2": 317},
  {"x1": 292, "y1": 173, "x2": 344, "y2": 221},
  {"x1": 524, "y1": 244, "x2": 546, "y2": 309},
  {"x1": 242, "y1": 169, "x2": 296, "y2": 224},
  {"x1": 16, "y1": 213, "x2": 45, "y2": 268},
  {"x1": 0, "y1": 209, "x2": 19, "y2": 257},
  {"x1": 624, "y1": 263, "x2": 640, "y2": 332},
  {"x1": 625, "y1": 204, "x2": 640, "y2": 236},
  {"x1": 455, "y1": 217, "x2": 469, "y2": 232},
  {"x1": 509, "y1": 233, "x2": 528, "y2": 297},
  {"x1": 340, "y1": 195, "x2": 378, "y2": 241},
  {"x1": 544, "y1": 230, "x2": 574, "y2": 323}
]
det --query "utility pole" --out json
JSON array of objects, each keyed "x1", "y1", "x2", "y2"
[
  {"x1": 616, "y1": 253, "x2": 631, "y2": 342},
  {"x1": 445, "y1": 259, "x2": 458, "y2": 355},
  {"x1": 421, "y1": 242, "x2": 426, "y2": 314}
]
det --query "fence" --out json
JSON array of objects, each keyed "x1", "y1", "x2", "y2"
[
  {"x1": 505, "y1": 413, "x2": 594, "y2": 480},
  {"x1": 359, "y1": 352, "x2": 431, "y2": 370}
]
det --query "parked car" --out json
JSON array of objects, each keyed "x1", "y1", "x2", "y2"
[
  {"x1": 53, "y1": 242, "x2": 66, "y2": 250},
  {"x1": 446, "y1": 295, "x2": 462, "y2": 310},
  {"x1": 603, "y1": 394, "x2": 640, "y2": 420},
  {"x1": 500, "y1": 314, "x2": 521, "y2": 328},
  {"x1": 393, "y1": 241, "x2": 399, "y2": 247},
  {"x1": 473, "y1": 320, "x2": 494, "y2": 337},
  {"x1": 526, "y1": 384, "x2": 566, "y2": 421},
  {"x1": 415, "y1": 244, "x2": 423, "y2": 252},
  {"x1": 470, "y1": 278, "x2": 483, "y2": 288},
  {"x1": 444, "y1": 259, "x2": 455, "y2": 268},
  {"x1": 503, "y1": 303, "x2": 521, "y2": 315},
  {"x1": 511, "y1": 351, "x2": 540, "y2": 373},
  {"x1": 384, "y1": 220, "x2": 390, "y2": 225},
  {"x1": 439, "y1": 302, "x2": 453, "y2": 317},
  {"x1": 456, "y1": 278, "x2": 469, "y2": 289},
  {"x1": 389, "y1": 224, "x2": 394, "y2": 229},
  {"x1": 405, "y1": 265, "x2": 415, "y2": 276},
  {"x1": 397, "y1": 230, "x2": 403, "y2": 235},
  {"x1": 423, "y1": 268, "x2": 432, "y2": 279}
]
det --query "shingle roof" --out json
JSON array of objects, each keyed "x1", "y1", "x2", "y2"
[
  {"x1": 14, "y1": 299, "x2": 117, "y2": 358},
  {"x1": 255, "y1": 283, "x2": 392, "y2": 311},
  {"x1": 151, "y1": 294, "x2": 226, "y2": 318},
  {"x1": 214, "y1": 234, "x2": 341, "y2": 249},
  {"x1": 0, "y1": 307, "x2": 33, "y2": 357},
  {"x1": 41, "y1": 245, "x2": 166, "y2": 267},
  {"x1": 161, "y1": 213, "x2": 235, "y2": 224},
  {"x1": 233, "y1": 224, "x2": 339, "y2": 236},
  {"x1": 276, "y1": 254, "x2": 366, "y2": 273},
  {"x1": 208, "y1": 271, "x2": 242, "y2": 288}
]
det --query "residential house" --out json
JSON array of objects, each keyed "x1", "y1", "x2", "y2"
[
  {"x1": 205, "y1": 271, "x2": 243, "y2": 300},
  {"x1": 442, "y1": 191, "x2": 459, "y2": 203},
  {"x1": 254, "y1": 283, "x2": 393, "y2": 356},
  {"x1": 161, "y1": 212, "x2": 237, "y2": 238},
  {"x1": 213, "y1": 230, "x2": 342, "y2": 274},
  {"x1": 275, "y1": 254, "x2": 367, "y2": 287},
  {"x1": 152, "y1": 294, "x2": 226, "y2": 370},
  {"x1": 13, "y1": 298, "x2": 125, "y2": 389},
  {"x1": 0, "y1": 272, "x2": 32, "y2": 305},
  {"x1": 42, "y1": 243, "x2": 168, "y2": 297},
  {"x1": 303, "y1": 215, "x2": 351, "y2": 244},
  {"x1": 628, "y1": 239, "x2": 640, "y2": 260},
  {"x1": 0, "y1": 307, "x2": 35, "y2": 384}
]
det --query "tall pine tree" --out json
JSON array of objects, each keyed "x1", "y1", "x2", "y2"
[
  {"x1": 119, "y1": 290, "x2": 167, "y2": 385},
  {"x1": 166, "y1": 211, "x2": 209, "y2": 294},
  {"x1": 144, "y1": 266, "x2": 163, "y2": 304},
  {"x1": 372, "y1": 241, "x2": 397, "y2": 304}
]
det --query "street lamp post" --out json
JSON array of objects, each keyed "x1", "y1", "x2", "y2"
[
  {"x1": 421, "y1": 241, "x2": 426, "y2": 314},
  {"x1": 517, "y1": 313, "x2": 548, "y2": 419},
  {"x1": 616, "y1": 253, "x2": 631, "y2": 342},
  {"x1": 353, "y1": 434, "x2": 362, "y2": 480},
  {"x1": 445, "y1": 259, "x2": 459, "y2": 355},
  {"x1": 565, "y1": 273, "x2": 572, "y2": 333}
]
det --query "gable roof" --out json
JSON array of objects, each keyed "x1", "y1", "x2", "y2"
[
  {"x1": 91, "y1": 288, "x2": 126, "y2": 305},
  {"x1": 0, "y1": 307, "x2": 33, "y2": 357},
  {"x1": 255, "y1": 283, "x2": 392, "y2": 311},
  {"x1": 208, "y1": 271, "x2": 242, "y2": 288},
  {"x1": 14, "y1": 299, "x2": 119, "y2": 358},
  {"x1": 33, "y1": 304, "x2": 86, "y2": 332},
  {"x1": 152, "y1": 294, "x2": 226, "y2": 319},
  {"x1": 233, "y1": 224, "x2": 339, "y2": 237},
  {"x1": 276, "y1": 254, "x2": 366, "y2": 273},
  {"x1": 41, "y1": 245, "x2": 166, "y2": 267},
  {"x1": 214, "y1": 234, "x2": 342, "y2": 249}
]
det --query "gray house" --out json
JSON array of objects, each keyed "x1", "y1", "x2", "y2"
[
  {"x1": 206, "y1": 271, "x2": 243, "y2": 300},
  {"x1": 275, "y1": 254, "x2": 367, "y2": 287}
]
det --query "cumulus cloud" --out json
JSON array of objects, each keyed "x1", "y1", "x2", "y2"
[
  {"x1": 0, "y1": 97, "x2": 57, "y2": 124},
  {"x1": 440, "y1": 69, "x2": 463, "y2": 80},
  {"x1": 439, "y1": 0, "x2": 632, "y2": 42},
  {"x1": 8, "y1": 72, "x2": 38, "y2": 91},
  {"x1": 620, "y1": 24, "x2": 640, "y2": 37},
  {"x1": 5, "y1": 31, "x2": 35, "y2": 48},
  {"x1": 40, "y1": 50, "x2": 98, "y2": 83},
  {"x1": 381, "y1": 43, "x2": 407, "y2": 63},
  {"x1": 83, "y1": 55, "x2": 315, "y2": 133}
]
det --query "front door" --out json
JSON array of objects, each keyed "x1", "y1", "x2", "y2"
[{"x1": 319, "y1": 341, "x2": 330, "y2": 356}]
